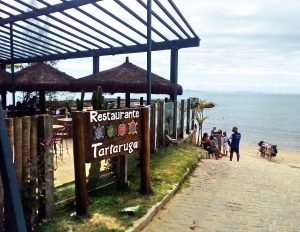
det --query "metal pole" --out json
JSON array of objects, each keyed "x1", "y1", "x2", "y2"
[
  {"x1": 10, "y1": 23, "x2": 16, "y2": 116},
  {"x1": 146, "y1": 0, "x2": 152, "y2": 105},
  {"x1": 170, "y1": 47, "x2": 178, "y2": 101},
  {"x1": 0, "y1": 104, "x2": 27, "y2": 232},
  {"x1": 93, "y1": 55, "x2": 99, "y2": 74}
]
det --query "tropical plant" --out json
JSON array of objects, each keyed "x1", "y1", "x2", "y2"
[{"x1": 193, "y1": 99, "x2": 215, "y2": 145}]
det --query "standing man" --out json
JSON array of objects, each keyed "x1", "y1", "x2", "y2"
[{"x1": 229, "y1": 127, "x2": 241, "y2": 162}]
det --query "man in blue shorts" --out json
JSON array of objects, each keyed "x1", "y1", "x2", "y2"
[{"x1": 230, "y1": 127, "x2": 241, "y2": 162}]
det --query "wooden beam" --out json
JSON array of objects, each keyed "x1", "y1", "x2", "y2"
[{"x1": 6, "y1": 38, "x2": 200, "y2": 65}]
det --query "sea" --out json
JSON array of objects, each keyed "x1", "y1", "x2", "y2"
[
  {"x1": 5, "y1": 90, "x2": 300, "y2": 152},
  {"x1": 181, "y1": 90, "x2": 300, "y2": 152}
]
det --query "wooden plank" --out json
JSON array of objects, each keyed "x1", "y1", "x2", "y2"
[
  {"x1": 186, "y1": 98, "x2": 191, "y2": 134},
  {"x1": 140, "y1": 107, "x2": 152, "y2": 194},
  {"x1": 150, "y1": 103, "x2": 156, "y2": 154},
  {"x1": 72, "y1": 111, "x2": 88, "y2": 215},
  {"x1": 158, "y1": 101, "x2": 165, "y2": 146},
  {"x1": 30, "y1": 116, "x2": 38, "y2": 177},
  {"x1": 5, "y1": 118, "x2": 14, "y2": 155},
  {"x1": 180, "y1": 99, "x2": 184, "y2": 138},
  {"x1": 37, "y1": 115, "x2": 54, "y2": 220},
  {"x1": 13, "y1": 117, "x2": 22, "y2": 184},
  {"x1": 172, "y1": 101, "x2": 177, "y2": 139},
  {"x1": 191, "y1": 108, "x2": 195, "y2": 130},
  {"x1": 22, "y1": 116, "x2": 31, "y2": 181}
]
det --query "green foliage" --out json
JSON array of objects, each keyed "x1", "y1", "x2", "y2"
[
  {"x1": 193, "y1": 99, "x2": 215, "y2": 145},
  {"x1": 92, "y1": 86, "x2": 103, "y2": 110},
  {"x1": 39, "y1": 143, "x2": 203, "y2": 231},
  {"x1": 76, "y1": 91, "x2": 85, "y2": 111},
  {"x1": 91, "y1": 86, "x2": 115, "y2": 110},
  {"x1": 66, "y1": 101, "x2": 72, "y2": 113}
]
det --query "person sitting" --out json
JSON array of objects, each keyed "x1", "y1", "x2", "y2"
[{"x1": 202, "y1": 132, "x2": 222, "y2": 160}]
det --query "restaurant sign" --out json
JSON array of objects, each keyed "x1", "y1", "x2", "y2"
[{"x1": 81, "y1": 108, "x2": 142, "y2": 162}]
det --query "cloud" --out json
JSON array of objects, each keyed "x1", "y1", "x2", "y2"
[{"x1": 55, "y1": 0, "x2": 300, "y2": 94}]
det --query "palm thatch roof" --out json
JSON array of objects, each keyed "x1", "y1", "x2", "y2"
[
  {"x1": 0, "y1": 69, "x2": 10, "y2": 89},
  {"x1": 3, "y1": 62, "x2": 75, "y2": 92},
  {"x1": 73, "y1": 58, "x2": 183, "y2": 95}
]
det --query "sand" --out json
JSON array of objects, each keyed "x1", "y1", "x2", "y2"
[{"x1": 240, "y1": 143, "x2": 300, "y2": 167}]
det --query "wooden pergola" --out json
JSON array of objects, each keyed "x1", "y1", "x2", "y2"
[{"x1": 0, "y1": 1, "x2": 200, "y2": 230}]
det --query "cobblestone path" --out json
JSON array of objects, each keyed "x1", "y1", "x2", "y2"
[{"x1": 143, "y1": 154, "x2": 300, "y2": 232}]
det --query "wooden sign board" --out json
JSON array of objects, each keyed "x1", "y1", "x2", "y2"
[{"x1": 79, "y1": 108, "x2": 142, "y2": 163}]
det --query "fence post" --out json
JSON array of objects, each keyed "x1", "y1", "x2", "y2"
[
  {"x1": 37, "y1": 115, "x2": 54, "y2": 220},
  {"x1": 172, "y1": 100, "x2": 177, "y2": 139},
  {"x1": 13, "y1": 118, "x2": 22, "y2": 184},
  {"x1": 5, "y1": 118, "x2": 14, "y2": 154},
  {"x1": 180, "y1": 100, "x2": 184, "y2": 138},
  {"x1": 186, "y1": 98, "x2": 191, "y2": 134},
  {"x1": 150, "y1": 103, "x2": 156, "y2": 154},
  {"x1": 22, "y1": 117, "x2": 31, "y2": 182},
  {"x1": 191, "y1": 108, "x2": 195, "y2": 130},
  {"x1": 140, "y1": 97, "x2": 144, "y2": 106},
  {"x1": 72, "y1": 112, "x2": 88, "y2": 215},
  {"x1": 117, "y1": 97, "x2": 121, "y2": 109},
  {"x1": 140, "y1": 107, "x2": 152, "y2": 194}
]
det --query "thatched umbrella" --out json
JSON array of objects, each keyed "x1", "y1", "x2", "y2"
[
  {"x1": 3, "y1": 62, "x2": 75, "y2": 113},
  {"x1": 3, "y1": 62, "x2": 75, "y2": 92},
  {"x1": 73, "y1": 57, "x2": 183, "y2": 96}
]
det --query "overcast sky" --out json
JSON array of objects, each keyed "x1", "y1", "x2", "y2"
[{"x1": 57, "y1": 0, "x2": 300, "y2": 94}]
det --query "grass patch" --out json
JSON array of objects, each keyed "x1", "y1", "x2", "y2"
[{"x1": 39, "y1": 142, "x2": 205, "y2": 232}]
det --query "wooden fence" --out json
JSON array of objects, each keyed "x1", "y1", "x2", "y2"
[
  {"x1": 0, "y1": 115, "x2": 54, "y2": 231},
  {"x1": 0, "y1": 97, "x2": 196, "y2": 229},
  {"x1": 149, "y1": 98, "x2": 196, "y2": 153}
]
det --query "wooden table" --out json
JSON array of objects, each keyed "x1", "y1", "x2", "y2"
[
  {"x1": 52, "y1": 124, "x2": 64, "y2": 132},
  {"x1": 57, "y1": 118, "x2": 72, "y2": 123}
]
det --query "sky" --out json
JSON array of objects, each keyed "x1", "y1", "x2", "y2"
[{"x1": 54, "y1": 0, "x2": 300, "y2": 94}]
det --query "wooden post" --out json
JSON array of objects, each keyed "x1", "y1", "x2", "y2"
[
  {"x1": 13, "y1": 117, "x2": 22, "y2": 184},
  {"x1": 22, "y1": 116, "x2": 31, "y2": 181},
  {"x1": 5, "y1": 118, "x2": 14, "y2": 155},
  {"x1": 150, "y1": 103, "x2": 156, "y2": 154},
  {"x1": 186, "y1": 98, "x2": 191, "y2": 134},
  {"x1": 140, "y1": 107, "x2": 152, "y2": 194},
  {"x1": 117, "y1": 97, "x2": 121, "y2": 109},
  {"x1": 191, "y1": 108, "x2": 195, "y2": 130},
  {"x1": 159, "y1": 101, "x2": 165, "y2": 146},
  {"x1": 172, "y1": 100, "x2": 177, "y2": 139},
  {"x1": 37, "y1": 115, "x2": 54, "y2": 220},
  {"x1": 117, "y1": 98, "x2": 129, "y2": 189},
  {"x1": 140, "y1": 97, "x2": 144, "y2": 106},
  {"x1": 180, "y1": 99, "x2": 184, "y2": 138},
  {"x1": 72, "y1": 112, "x2": 88, "y2": 215},
  {"x1": 125, "y1": 93, "x2": 130, "y2": 108},
  {"x1": 39, "y1": 91, "x2": 46, "y2": 114},
  {"x1": 30, "y1": 116, "x2": 38, "y2": 176}
]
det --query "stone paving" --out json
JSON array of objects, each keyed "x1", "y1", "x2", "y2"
[{"x1": 143, "y1": 153, "x2": 300, "y2": 232}]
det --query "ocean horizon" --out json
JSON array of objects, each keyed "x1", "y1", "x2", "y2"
[
  {"x1": 5, "y1": 90, "x2": 300, "y2": 152},
  {"x1": 181, "y1": 90, "x2": 300, "y2": 152}
]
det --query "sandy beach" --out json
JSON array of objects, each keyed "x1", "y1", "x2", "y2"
[{"x1": 240, "y1": 143, "x2": 300, "y2": 167}]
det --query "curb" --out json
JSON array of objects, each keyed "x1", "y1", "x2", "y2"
[{"x1": 127, "y1": 155, "x2": 201, "y2": 232}]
